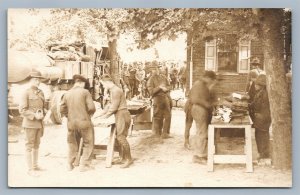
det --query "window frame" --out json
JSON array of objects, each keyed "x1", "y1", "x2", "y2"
[{"x1": 204, "y1": 38, "x2": 251, "y2": 74}]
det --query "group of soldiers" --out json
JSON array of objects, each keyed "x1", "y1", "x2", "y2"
[
  {"x1": 118, "y1": 61, "x2": 187, "y2": 100},
  {"x1": 19, "y1": 57, "x2": 271, "y2": 176},
  {"x1": 20, "y1": 71, "x2": 134, "y2": 176}
]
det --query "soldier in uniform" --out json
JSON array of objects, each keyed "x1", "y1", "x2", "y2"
[
  {"x1": 60, "y1": 74, "x2": 96, "y2": 172},
  {"x1": 97, "y1": 74, "x2": 133, "y2": 168},
  {"x1": 147, "y1": 62, "x2": 172, "y2": 139},
  {"x1": 19, "y1": 71, "x2": 46, "y2": 176}
]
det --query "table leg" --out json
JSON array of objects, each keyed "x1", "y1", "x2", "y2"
[
  {"x1": 245, "y1": 125, "x2": 253, "y2": 172},
  {"x1": 105, "y1": 124, "x2": 116, "y2": 168},
  {"x1": 207, "y1": 125, "x2": 215, "y2": 172}
]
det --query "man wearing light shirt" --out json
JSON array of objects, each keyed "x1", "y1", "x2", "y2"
[{"x1": 98, "y1": 74, "x2": 133, "y2": 168}]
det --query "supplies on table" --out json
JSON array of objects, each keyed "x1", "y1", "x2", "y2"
[
  {"x1": 215, "y1": 106, "x2": 232, "y2": 123},
  {"x1": 220, "y1": 92, "x2": 250, "y2": 120}
]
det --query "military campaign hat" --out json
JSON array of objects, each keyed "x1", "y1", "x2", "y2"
[{"x1": 73, "y1": 74, "x2": 88, "y2": 83}]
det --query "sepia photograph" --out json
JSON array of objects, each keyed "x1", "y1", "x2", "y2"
[{"x1": 7, "y1": 8, "x2": 292, "y2": 187}]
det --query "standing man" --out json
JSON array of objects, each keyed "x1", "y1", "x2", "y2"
[
  {"x1": 170, "y1": 64, "x2": 179, "y2": 90},
  {"x1": 19, "y1": 71, "x2": 46, "y2": 176},
  {"x1": 135, "y1": 64, "x2": 146, "y2": 97},
  {"x1": 128, "y1": 65, "x2": 137, "y2": 98},
  {"x1": 189, "y1": 71, "x2": 217, "y2": 164},
  {"x1": 97, "y1": 74, "x2": 133, "y2": 168},
  {"x1": 60, "y1": 74, "x2": 96, "y2": 172},
  {"x1": 250, "y1": 57, "x2": 265, "y2": 75},
  {"x1": 147, "y1": 62, "x2": 172, "y2": 139},
  {"x1": 249, "y1": 74, "x2": 271, "y2": 163},
  {"x1": 246, "y1": 70, "x2": 259, "y2": 103},
  {"x1": 178, "y1": 62, "x2": 187, "y2": 92}
]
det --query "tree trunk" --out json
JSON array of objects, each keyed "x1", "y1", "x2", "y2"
[
  {"x1": 186, "y1": 30, "x2": 192, "y2": 96},
  {"x1": 108, "y1": 38, "x2": 120, "y2": 86},
  {"x1": 260, "y1": 9, "x2": 292, "y2": 170}
]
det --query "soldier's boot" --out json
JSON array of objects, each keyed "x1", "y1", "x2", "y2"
[
  {"x1": 120, "y1": 144, "x2": 133, "y2": 169},
  {"x1": 184, "y1": 139, "x2": 191, "y2": 150},
  {"x1": 113, "y1": 146, "x2": 126, "y2": 165},
  {"x1": 26, "y1": 151, "x2": 33, "y2": 171},
  {"x1": 32, "y1": 149, "x2": 45, "y2": 171},
  {"x1": 26, "y1": 151, "x2": 39, "y2": 177}
]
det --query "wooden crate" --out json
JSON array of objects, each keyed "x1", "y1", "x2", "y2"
[
  {"x1": 81, "y1": 62, "x2": 94, "y2": 79},
  {"x1": 55, "y1": 61, "x2": 80, "y2": 79}
]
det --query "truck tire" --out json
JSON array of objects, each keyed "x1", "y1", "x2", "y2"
[{"x1": 49, "y1": 90, "x2": 66, "y2": 124}]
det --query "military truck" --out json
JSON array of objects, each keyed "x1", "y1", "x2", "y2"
[{"x1": 8, "y1": 42, "x2": 110, "y2": 124}]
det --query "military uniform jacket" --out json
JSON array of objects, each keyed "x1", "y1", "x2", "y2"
[
  {"x1": 147, "y1": 74, "x2": 170, "y2": 97},
  {"x1": 19, "y1": 86, "x2": 45, "y2": 129},
  {"x1": 60, "y1": 86, "x2": 96, "y2": 130}
]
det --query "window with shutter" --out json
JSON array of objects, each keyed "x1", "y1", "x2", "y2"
[
  {"x1": 205, "y1": 40, "x2": 217, "y2": 71},
  {"x1": 238, "y1": 40, "x2": 251, "y2": 73},
  {"x1": 204, "y1": 36, "x2": 251, "y2": 74}
]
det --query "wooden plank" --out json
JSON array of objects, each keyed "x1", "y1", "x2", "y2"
[
  {"x1": 74, "y1": 138, "x2": 83, "y2": 166},
  {"x1": 245, "y1": 125, "x2": 253, "y2": 172},
  {"x1": 210, "y1": 124, "x2": 249, "y2": 129},
  {"x1": 105, "y1": 124, "x2": 116, "y2": 168},
  {"x1": 211, "y1": 115, "x2": 251, "y2": 125},
  {"x1": 213, "y1": 155, "x2": 247, "y2": 164},
  {"x1": 207, "y1": 125, "x2": 215, "y2": 172}
]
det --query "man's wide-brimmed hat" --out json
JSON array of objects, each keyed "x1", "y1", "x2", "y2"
[
  {"x1": 203, "y1": 70, "x2": 217, "y2": 80},
  {"x1": 73, "y1": 74, "x2": 88, "y2": 83},
  {"x1": 251, "y1": 57, "x2": 261, "y2": 65}
]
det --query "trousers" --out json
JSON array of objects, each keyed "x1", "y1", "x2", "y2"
[
  {"x1": 184, "y1": 101, "x2": 193, "y2": 143},
  {"x1": 67, "y1": 127, "x2": 94, "y2": 166},
  {"x1": 255, "y1": 129, "x2": 270, "y2": 158},
  {"x1": 115, "y1": 109, "x2": 132, "y2": 160},
  {"x1": 25, "y1": 128, "x2": 43, "y2": 152},
  {"x1": 191, "y1": 104, "x2": 209, "y2": 157},
  {"x1": 152, "y1": 95, "x2": 172, "y2": 136}
]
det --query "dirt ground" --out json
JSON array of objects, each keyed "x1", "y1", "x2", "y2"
[{"x1": 8, "y1": 108, "x2": 292, "y2": 187}]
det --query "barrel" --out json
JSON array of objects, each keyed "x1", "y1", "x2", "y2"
[{"x1": 49, "y1": 90, "x2": 66, "y2": 124}]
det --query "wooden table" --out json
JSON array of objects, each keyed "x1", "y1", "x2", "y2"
[
  {"x1": 128, "y1": 104, "x2": 152, "y2": 132},
  {"x1": 207, "y1": 115, "x2": 253, "y2": 172},
  {"x1": 92, "y1": 117, "x2": 117, "y2": 168}
]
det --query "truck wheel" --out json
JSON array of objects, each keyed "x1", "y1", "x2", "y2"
[{"x1": 50, "y1": 90, "x2": 66, "y2": 124}]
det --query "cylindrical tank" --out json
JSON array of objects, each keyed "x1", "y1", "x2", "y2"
[
  {"x1": 8, "y1": 51, "x2": 32, "y2": 83},
  {"x1": 37, "y1": 66, "x2": 64, "y2": 81},
  {"x1": 8, "y1": 50, "x2": 56, "y2": 83}
]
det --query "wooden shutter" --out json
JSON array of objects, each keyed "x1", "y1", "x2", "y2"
[
  {"x1": 238, "y1": 40, "x2": 251, "y2": 73},
  {"x1": 205, "y1": 39, "x2": 217, "y2": 71}
]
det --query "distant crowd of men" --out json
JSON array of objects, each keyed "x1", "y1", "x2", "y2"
[{"x1": 119, "y1": 61, "x2": 187, "y2": 99}]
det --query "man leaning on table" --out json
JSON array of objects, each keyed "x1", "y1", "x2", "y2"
[
  {"x1": 60, "y1": 74, "x2": 96, "y2": 172},
  {"x1": 96, "y1": 74, "x2": 133, "y2": 168},
  {"x1": 188, "y1": 71, "x2": 217, "y2": 164}
]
